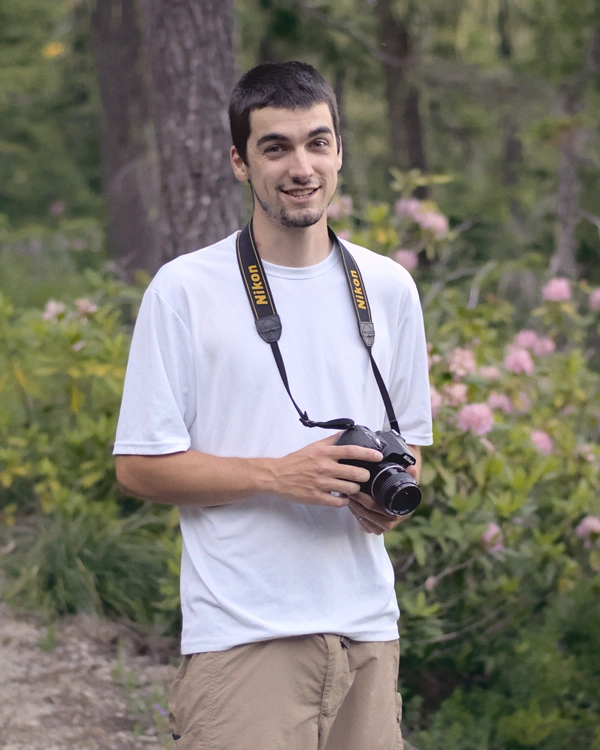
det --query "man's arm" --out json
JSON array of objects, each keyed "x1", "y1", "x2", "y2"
[
  {"x1": 347, "y1": 445, "x2": 423, "y2": 534},
  {"x1": 115, "y1": 432, "x2": 383, "y2": 509}
]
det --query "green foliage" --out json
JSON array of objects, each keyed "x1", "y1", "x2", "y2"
[
  {"x1": 0, "y1": 0, "x2": 101, "y2": 226},
  {"x1": 330, "y1": 200, "x2": 600, "y2": 749},
  {"x1": 0, "y1": 275, "x2": 180, "y2": 634}
]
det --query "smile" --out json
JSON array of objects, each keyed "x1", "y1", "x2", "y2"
[{"x1": 282, "y1": 187, "x2": 320, "y2": 199}]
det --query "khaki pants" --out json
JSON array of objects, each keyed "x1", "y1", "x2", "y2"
[{"x1": 168, "y1": 634, "x2": 403, "y2": 750}]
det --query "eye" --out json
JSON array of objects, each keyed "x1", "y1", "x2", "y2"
[
  {"x1": 312, "y1": 139, "x2": 329, "y2": 148},
  {"x1": 264, "y1": 144, "x2": 284, "y2": 154}
]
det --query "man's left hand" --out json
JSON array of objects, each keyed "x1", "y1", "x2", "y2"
[
  {"x1": 348, "y1": 492, "x2": 414, "y2": 534},
  {"x1": 348, "y1": 445, "x2": 421, "y2": 534}
]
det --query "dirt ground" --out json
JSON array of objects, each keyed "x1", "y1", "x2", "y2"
[{"x1": 0, "y1": 602, "x2": 178, "y2": 750}]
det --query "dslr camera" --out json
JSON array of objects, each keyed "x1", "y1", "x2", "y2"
[{"x1": 336, "y1": 425, "x2": 421, "y2": 516}]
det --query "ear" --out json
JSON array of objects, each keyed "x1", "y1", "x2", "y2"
[
  {"x1": 230, "y1": 146, "x2": 249, "y2": 183},
  {"x1": 336, "y1": 136, "x2": 343, "y2": 172}
]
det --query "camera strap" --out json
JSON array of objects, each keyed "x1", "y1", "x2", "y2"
[{"x1": 236, "y1": 221, "x2": 400, "y2": 433}]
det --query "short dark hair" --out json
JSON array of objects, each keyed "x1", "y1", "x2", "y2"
[{"x1": 229, "y1": 61, "x2": 340, "y2": 164}]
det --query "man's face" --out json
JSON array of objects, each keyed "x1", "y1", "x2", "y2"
[{"x1": 230, "y1": 103, "x2": 342, "y2": 230}]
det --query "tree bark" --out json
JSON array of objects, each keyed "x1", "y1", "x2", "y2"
[
  {"x1": 91, "y1": 0, "x2": 161, "y2": 278},
  {"x1": 143, "y1": 0, "x2": 243, "y2": 260},
  {"x1": 374, "y1": 0, "x2": 427, "y2": 195}
]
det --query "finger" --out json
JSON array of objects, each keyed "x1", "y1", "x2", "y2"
[
  {"x1": 349, "y1": 493, "x2": 396, "y2": 519},
  {"x1": 348, "y1": 497, "x2": 398, "y2": 528}
]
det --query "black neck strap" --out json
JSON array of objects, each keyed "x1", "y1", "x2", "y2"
[{"x1": 236, "y1": 221, "x2": 400, "y2": 433}]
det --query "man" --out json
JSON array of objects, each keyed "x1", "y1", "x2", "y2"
[{"x1": 114, "y1": 61, "x2": 432, "y2": 750}]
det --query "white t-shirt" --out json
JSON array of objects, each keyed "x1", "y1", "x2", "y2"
[{"x1": 114, "y1": 232, "x2": 433, "y2": 653}]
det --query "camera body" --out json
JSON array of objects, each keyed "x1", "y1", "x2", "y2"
[{"x1": 336, "y1": 425, "x2": 421, "y2": 516}]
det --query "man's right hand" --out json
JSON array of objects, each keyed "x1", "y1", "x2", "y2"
[{"x1": 269, "y1": 432, "x2": 383, "y2": 508}]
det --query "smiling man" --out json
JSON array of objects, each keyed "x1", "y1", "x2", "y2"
[{"x1": 114, "y1": 61, "x2": 432, "y2": 750}]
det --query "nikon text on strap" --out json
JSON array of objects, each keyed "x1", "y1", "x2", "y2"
[{"x1": 236, "y1": 221, "x2": 400, "y2": 433}]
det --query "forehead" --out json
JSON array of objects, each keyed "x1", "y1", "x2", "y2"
[{"x1": 248, "y1": 103, "x2": 335, "y2": 142}]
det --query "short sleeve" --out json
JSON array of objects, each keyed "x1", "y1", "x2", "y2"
[
  {"x1": 114, "y1": 287, "x2": 196, "y2": 455},
  {"x1": 388, "y1": 295, "x2": 433, "y2": 446}
]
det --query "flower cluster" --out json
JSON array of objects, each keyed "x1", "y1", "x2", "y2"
[{"x1": 395, "y1": 198, "x2": 449, "y2": 239}]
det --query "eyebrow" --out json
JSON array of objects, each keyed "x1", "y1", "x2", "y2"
[{"x1": 255, "y1": 126, "x2": 334, "y2": 148}]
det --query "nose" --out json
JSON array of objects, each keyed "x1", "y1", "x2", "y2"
[{"x1": 288, "y1": 148, "x2": 314, "y2": 182}]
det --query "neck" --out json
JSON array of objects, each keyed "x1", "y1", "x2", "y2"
[{"x1": 250, "y1": 213, "x2": 332, "y2": 267}]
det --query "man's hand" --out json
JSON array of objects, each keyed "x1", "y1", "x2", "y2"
[
  {"x1": 348, "y1": 446, "x2": 422, "y2": 534},
  {"x1": 348, "y1": 492, "x2": 415, "y2": 534},
  {"x1": 271, "y1": 432, "x2": 382, "y2": 508}
]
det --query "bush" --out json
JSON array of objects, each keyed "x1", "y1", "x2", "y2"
[{"x1": 328, "y1": 190, "x2": 600, "y2": 749}]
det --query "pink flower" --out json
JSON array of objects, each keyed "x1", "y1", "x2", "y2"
[
  {"x1": 49, "y1": 200, "x2": 65, "y2": 217},
  {"x1": 395, "y1": 198, "x2": 423, "y2": 221},
  {"x1": 576, "y1": 516, "x2": 600, "y2": 538},
  {"x1": 532, "y1": 337, "x2": 555, "y2": 356},
  {"x1": 417, "y1": 210, "x2": 449, "y2": 239},
  {"x1": 487, "y1": 392, "x2": 512, "y2": 414},
  {"x1": 575, "y1": 444, "x2": 595, "y2": 462},
  {"x1": 72, "y1": 341, "x2": 86, "y2": 352},
  {"x1": 424, "y1": 576, "x2": 438, "y2": 592},
  {"x1": 337, "y1": 230, "x2": 351, "y2": 241},
  {"x1": 514, "y1": 329, "x2": 539, "y2": 350},
  {"x1": 327, "y1": 194, "x2": 353, "y2": 220},
  {"x1": 542, "y1": 277, "x2": 571, "y2": 302},
  {"x1": 441, "y1": 382, "x2": 468, "y2": 406},
  {"x1": 504, "y1": 346, "x2": 534, "y2": 375},
  {"x1": 42, "y1": 299, "x2": 66, "y2": 322},
  {"x1": 394, "y1": 249, "x2": 419, "y2": 272},
  {"x1": 530, "y1": 429, "x2": 553, "y2": 455},
  {"x1": 479, "y1": 366, "x2": 501, "y2": 381},
  {"x1": 456, "y1": 403, "x2": 494, "y2": 435},
  {"x1": 448, "y1": 347, "x2": 477, "y2": 378},
  {"x1": 589, "y1": 288, "x2": 600, "y2": 312},
  {"x1": 430, "y1": 387, "x2": 442, "y2": 418},
  {"x1": 75, "y1": 298, "x2": 98, "y2": 317},
  {"x1": 482, "y1": 522, "x2": 504, "y2": 553}
]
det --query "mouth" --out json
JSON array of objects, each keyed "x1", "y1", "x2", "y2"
[{"x1": 281, "y1": 187, "x2": 320, "y2": 201}]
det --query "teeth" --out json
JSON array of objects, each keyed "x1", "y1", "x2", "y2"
[{"x1": 286, "y1": 189, "x2": 316, "y2": 197}]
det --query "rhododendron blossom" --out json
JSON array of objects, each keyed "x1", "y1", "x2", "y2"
[
  {"x1": 530, "y1": 429, "x2": 553, "y2": 455},
  {"x1": 504, "y1": 347, "x2": 534, "y2": 375},
  {"x1": 441, "y1": 382, "x2": 468, "y2": 406},
  {"x1": 395, "y1": 197, "x2": 423, "y2": 221},
  {"x1": 487, "y1": 392, "x2": 512, "y2": 414},
  {"x1": 337, "y1": 230, "x2": 351, "y2": 241},
  {"x1": 448, "y1": 347, "x2": 477, "y2": 378},
  {"x1": 590, "y1": 288, "x2": 600, "y2": 312},
  {"x1": 513, "y1": 329, "x2": 539, "y2": 350},
  {"x1": 482, "y1": 522, "x2": 504, "y2": 553},
  {"x1": 42, "y1": 299, "x2": 66, "y2": 323},
  {"x1": 456, "y1": 403, "x2": 494, "y2": 435},
  {"x1": 418, "y1": 210, "x2": 449, "y2": 239},
  {"x1": 576, "y1": 516, "x2": 600, "y2": 538},
  {"x1": 327, "y1": 194, "x2": 353, "y2": 220},
  {"x1": 394, "y1": 250, "x2": 419, "y2": 272},
  {"x1": 532, "y1": 337, "x2": 555, "y2": 356},
  {"x1": 479, "y1": 366, "x2": 500, "y2": 381},
  {"x1": 75, "y1": 298, "x2": 98, "y2": 316},
  {"x1": 424, "y1": 576, "x2": 438, "y2": 592},
  {"x1": 430, "y1": 387, "x2": 442, "y2": 418},
  {"x1": 542, "y1": 277, "x2": 571, "y2": 302}
]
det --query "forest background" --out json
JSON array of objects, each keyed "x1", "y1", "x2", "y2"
[{"x1": 1, "y1": 1, "x2": 600, "y2": 749}]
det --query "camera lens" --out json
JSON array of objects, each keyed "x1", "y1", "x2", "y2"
[{"x1": 371, "y1": 465, "x2": 421, "y2": 516}]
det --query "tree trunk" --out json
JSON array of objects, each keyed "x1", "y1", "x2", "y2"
[
  {"x1": 91, "y1": 0, "x2": 161, "y2": 278},
  {"x1": 374, "y1": 0, "x2": 427, "y2": 196},
  {"x1": 143, "y1": 0, "x2": 243, "y2": 260},
  {"x1": 550, "y1": 89, "x2": 584, "y2": 279}
]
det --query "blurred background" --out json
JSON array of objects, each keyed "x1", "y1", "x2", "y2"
[{"x1": 1, "y1": 1, "x2": 600, "y2": 748}]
